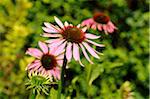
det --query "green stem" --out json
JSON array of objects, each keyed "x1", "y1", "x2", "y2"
[
  {"x1": 87, "y1": 46, "x2": 95, "y2": 97},
  {"x1": 57, "y1": 54, "x2": 67, "y2": 99},
  {"x1": 30, "y1": 92, "x2": 36, "y2": 99}
]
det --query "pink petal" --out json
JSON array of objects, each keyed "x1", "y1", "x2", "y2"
[
  {"x1": 33, "y1": 64, "x2": 41, "y2": 71},
  {"x1": 41, "y1": 33, "x2": 61, "y2": 37},
  {"x1": 55, "y1": 68, "x2": 60, "y2": 80},
  {"x1": 82, "y1": 42, "x2": 99, "y2": 59},
  {"x1": 79, "y1": 58, "x2": 84, "y2": 67},
  {"x1": 64, "y1": 21, "x2": 69, "y2": 27},
  {"x1": 28, "y1": 61, "x2": 41, "y2": 70},
  {"x1": 38, "y1": 41, "x2": 48, "y2": 54},
  {"x1": 86, "y1": 39, "x2": 105, "y2": 47},
  {"x1": 48, "y1": 39, "x2": 65, "y2": 49},
  {"x1": 42, "y1": 27, "x2": 58, "y2": 33},
  {"x1": 73, "y1": 43, "x2": 80, "y2": 61},
  {"x1": 66, "y1": 42, "x2": 72, "y2": 62},
  {"x1": 54, "y1": 16, "x2": 64, "y2": 28},
  {"x1": 82, "y1": 27, "x2": 87, "y2": 32},
  {"x1": 91, "y1": 24, "x2": 97, "y2": 30},
  {"x1": 44, "y1": 22, "x2": 59, "y2": 32},
  {"x1": 26, "y1": 48, "x2": 43, "y2": 59},
  {"x1": 57, "y1": 60, "x2": 63, "y2": 66},
  {"x1": 107, "y1": 26, "x2": 114, "y2": 33},
  {"x1": 50, "y1": 70, "x2": 56, "y2": 79},
  {"x1": 85, "y1": 33, "x2": 100, "y2": 39},
  {"x1": 38, "y1": 67, "x2": 43, "y2": 72},
  {"x1": 81, "y1": 18, "x2": 94, "y2": 27},
  {"x1": 103, "y1": 25, "x2": 108, "y2": 34},
  {"x1": 108, "y1": 21, "x2": 117, "y2": 29},
  {"x1": 48, "y1": 71, "x2": 52, "y2": 77},
  {"x1": 54, "y1": 41, "x2": 67, "y2": 56},
  {"x1": 77, "y1": 24, "x2": 81, "y2": 28},
  {"x1": 98, "y1": 24, "x2": 102, "y2": 31},
  {"x1": 56, "y1": 54, "x2": 64, "y2": 60},
  {"x1": 41, "y1": 69, "x2": 46, "y2": 75},
  {"x1": 45, "y1": 38, "x2": 62, "y2": 44},
  {"x1": 49, "y1": 46, "x2": 58, "y2": 54},
  {"x1": 79, "y1": 44, "x2": 93, "y2": 64}
]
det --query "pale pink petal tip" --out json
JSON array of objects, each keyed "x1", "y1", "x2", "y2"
[
  {"x1": 82, "y1": 27, "x2": 87, "y2": 32},
  {"x1": 38, "y1": 41, "x2": 48, "y2": 54},
  {"x1": 82, "y1": 42, "x2": 99, "y2": 59},
  {"x1": 85, "y1": 33, "x2": 100, "y2": 39},
  {"x1": 54, "y1": 16, "x2": 64, "y2": 28}
]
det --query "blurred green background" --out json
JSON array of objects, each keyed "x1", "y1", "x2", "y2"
[{"x1": 0, "y1": 0, "x2": 149, "y2": 99}]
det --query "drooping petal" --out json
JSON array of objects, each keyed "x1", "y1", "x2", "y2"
[
  {"x1": 73, "y1": 43, "x2": 80, "y2": 61},
  {"x1": 103, "y1": 25, "x2": 108, "y2": 34},
  {"x1": 82, "y1": 42, "x2": 99, "y2": 59},
  {"x1": 54, "y1": 16, "x2": 64, "y2": 28},
  {"x1": 108, "y1": 21, "x2": 117, "y2": 29},
  {"x1": 86, "y1": 39, "x2": 105, "y2": 47},
  {"x1": 66, "y1": 42, "x2": 72, "y2": 62},
  {"x1": 54, "y1": 41, "x2": 67, "y2": 56},
  {"x1": 79, "y1": 44, "x2": 93, "y2": 64},
  {"x1": 38, "y1": 41, "x2": 48, "y2": 54},
  {"x1": 26, "y1": 48, "x2": 43, "y2": 59},
  {"x1": 79, "y1": 58, "x2": 84, "y2": 67},
  {"x1": 91, "y1": 24, "x2": 97, "y2": 30},
  {"x1": 97, "y1": 24, "x2": 102, "y2": 31},
  {"x1": 85, "y1": 33, "x2": 100, "y2": 39}
]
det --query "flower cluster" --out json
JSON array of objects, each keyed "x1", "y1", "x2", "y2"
[
  {"x1": 25, "y1": 12, "x2": 117, "y2": 91},
  {"x1": 82, "y1": 12, "x2": 117, "y2": 34}
]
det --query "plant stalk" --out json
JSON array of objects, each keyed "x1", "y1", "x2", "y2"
[{"x1": 57, "y1": 54, "x2": 67, "y2": 99}]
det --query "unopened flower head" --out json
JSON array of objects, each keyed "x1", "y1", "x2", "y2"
[
  {"x1": 42, "y1": 16, "x2": 104, "y2": 66},
  {"x1": 26, "y1": 71, "x2": 52, "y2": 95},
  {"x1": 81, "y1": 12, "x2": 117, "y2": 34},
  {"x1": 26, "y1": 41, "x2": 63, "y2": 80}
]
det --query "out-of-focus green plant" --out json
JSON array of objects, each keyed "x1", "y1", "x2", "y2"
[{"x1": 0, "y1": 0, "x2": 149, "y2": 98}]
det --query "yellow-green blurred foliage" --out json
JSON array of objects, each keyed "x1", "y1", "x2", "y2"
[{"x1": 0, "y1": 0, "x2": 149, "y2": 98}]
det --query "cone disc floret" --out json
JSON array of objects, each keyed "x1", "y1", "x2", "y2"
[
  {"x1": 41, "y1": 54, "x2": 57, "y2": 70},
  {"x1": 93, "y1": 12, "x2": 110, "y2": 24},
  {"x1": 62, "y1": 26, "x2": 85, "y2": 43}
]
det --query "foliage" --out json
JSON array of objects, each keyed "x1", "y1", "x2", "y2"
[{"x1": 0, "y1": 0, "x2": 149, "y2": 98}]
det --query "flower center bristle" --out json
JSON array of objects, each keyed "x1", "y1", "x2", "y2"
[
  {"x1": 41, "y1": 54, "x2": 57, "y2": 70},
  {"x1": 93, "y1": 12, "x2": 110, "y2": 24},
  {"x1": 62, "y1": 26, "x2": 85, "y2": 43}
]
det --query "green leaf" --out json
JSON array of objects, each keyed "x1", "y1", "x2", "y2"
[
  {"x1": 50, "y1": 88, "x2": 57, "y2": 99},
  {"x1": 89, "y1": 65, "x2": 104, "y2": 85}
]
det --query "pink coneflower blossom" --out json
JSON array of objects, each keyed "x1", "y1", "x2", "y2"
[
  {"x1": 81, "y1": 12, "x2": 117, "y2": 34},
  {"x1": 26, "y1": 41, "x2": 63, "y2": 80},
  {"x1": 41, "y1": 16, "x2": 104, "y2": 66}
]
